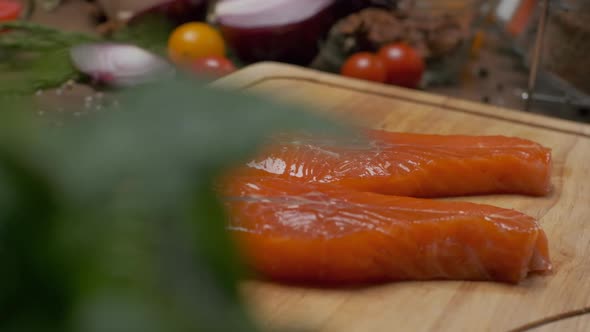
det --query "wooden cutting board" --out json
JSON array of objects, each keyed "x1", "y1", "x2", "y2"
[{"x1": 216, "y1": 62, "x2": 590, "y2": 332}]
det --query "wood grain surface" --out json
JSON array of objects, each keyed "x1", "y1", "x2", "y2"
[{"x1": 216, "y1": 62, "x2": 590, "y2": 332}]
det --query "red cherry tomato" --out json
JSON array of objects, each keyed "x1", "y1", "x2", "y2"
[
  {"x1": 190, "y1": 56, "x2": 236, "y2": 79},
  {"x1": 377, "y1": 43, "x2": 425, "y2": 89},
  {"x1": 341, "y1": 52, "x2": 387, "y2": 83},
  {"x1": 0, "y1": 1, "x2": 22, "y2": 21}
]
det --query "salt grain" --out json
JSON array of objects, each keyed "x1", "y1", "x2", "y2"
[{"x1": 66, "y1": 80, "x2": 75, "y2": 87}]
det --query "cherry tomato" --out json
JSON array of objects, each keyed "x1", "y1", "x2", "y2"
[
  {"x1": 168, "y1": 22, "x2": 226, "y2": 65},
  {"x1": 377, "y1": 43, "x2": 425, "y2": 89},
  {"x1": 0, "y1": 1, "x2": 22, "y2": 21},
  {"x1": 191, "y1": 56, "x2": 236, "y2": 79},
  {"x1": 341, "y1": 52, "x2": 387, "y2": 83}
]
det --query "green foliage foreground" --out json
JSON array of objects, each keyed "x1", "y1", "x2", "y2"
[{"x1": 0, "y1": 76, "x2": 345, "y2": 332}]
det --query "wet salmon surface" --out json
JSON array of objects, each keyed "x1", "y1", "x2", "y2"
[{"x1": 222, "y1": 130, "x2": 553, "y2": 284}]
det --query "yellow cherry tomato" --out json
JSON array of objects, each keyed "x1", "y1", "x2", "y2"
[{"x1": 168, "y1": 22, "x2": 226, "y2": 65}]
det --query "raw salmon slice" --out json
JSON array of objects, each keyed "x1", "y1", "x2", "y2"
[
  {"x1": 236, "y1": 130, "x2": 552, "y2": 198},
  {"x1": 224, "y1": 177, "x2": 552, "y2": 284}
]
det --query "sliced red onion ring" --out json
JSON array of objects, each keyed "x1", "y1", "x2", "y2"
[
  {"x1": 215, "y1": 0, "x2": 336, "y2": 65},
  {"x1": 216, "y1": 0, "x2": 334, "y2": 27},
  {"x1": 70, "y1": 43, "x2": 175, "y2": 87}
]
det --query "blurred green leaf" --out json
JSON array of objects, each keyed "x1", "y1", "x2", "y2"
[
  {"x1": 0, "y1": 21, "x2": 96, "y2": 95},
  {"x1": 0, "y1": 48, "x2": 82, "y2": 95},
  {"x1": 110, "y1": 15, "x2": 175, "y2": 55},
  {"x1": 0, "y1": 18, "x2": 173, "y2": 96},
  {"x1": 0, "y1": 75, "x2": 346, "y2": 332}
]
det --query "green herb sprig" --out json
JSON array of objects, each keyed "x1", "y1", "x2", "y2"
[
  {"x1": 0, "y1": 17, "x2": 176, "y2": 96},
  {"x1": 0, "y1": 21, "x2": 97, "y2": 95}
]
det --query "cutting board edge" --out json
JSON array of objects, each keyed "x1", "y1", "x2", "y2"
[{"x1": 215, "y1": 62, "x2": 590, "y2": 138}]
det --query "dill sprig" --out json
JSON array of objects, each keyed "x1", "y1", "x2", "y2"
[
  {"x1": 0, "y1": 21, "x2": 97, "y2": 95},
  {"x1": 0, "y1": 18, "x2": 172, "y2": 96}
]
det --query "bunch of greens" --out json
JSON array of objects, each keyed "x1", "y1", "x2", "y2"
[
  {"x1": 0, "y1": 22, "x2": 97, "y2": 95},
  {"x1": 0, "y1": 75, "x2": 343, "y2": 332},
  {"x1": 0, "y1": 16, "x2": 174, "y2": 96}
]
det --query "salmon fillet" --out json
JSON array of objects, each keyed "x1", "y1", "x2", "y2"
[
  {"x1": 223, "y1": 130, "x2": 553, "y2": 284},
  {"x1": 237, "y1": 130, "x2": 552, "y2": 197},
  {"x1": 224, "y1": 177, "x2": 552, "y2": 284}
]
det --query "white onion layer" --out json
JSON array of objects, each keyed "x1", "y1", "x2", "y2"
[
  {"x1": 70, "y1": 43, "x2": 175, "y2": 87},
  {"x1": 215, "y1": 0, "x2": 334, "y2": 28}
]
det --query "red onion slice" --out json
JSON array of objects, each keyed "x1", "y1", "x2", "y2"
[
  {"x1": 70, "y1": 43, "x2": 175, "y2": 87},
  {"x1": 214, "y1": 0, "x2": 336, "y2": 65},
  {"x1": 215, "y1": 0, "x2": 334, "y2": 28}
]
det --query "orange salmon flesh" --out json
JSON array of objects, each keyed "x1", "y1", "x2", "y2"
[
  {"x1": 223, "y1": 130, "x2": 553, "y2": 284},
  {"x1": 235, "y1": 131, "x2": 552, "y2": 198}
]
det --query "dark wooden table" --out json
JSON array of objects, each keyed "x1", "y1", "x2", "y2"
[{"x1": 28, "y1": 0, "x2": 590, "y2": 123}]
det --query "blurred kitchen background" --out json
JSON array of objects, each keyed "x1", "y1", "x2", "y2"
[{"x1": 16, "y1": 0, "x2": 590, "y2": 122}]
